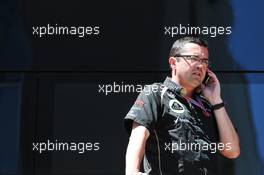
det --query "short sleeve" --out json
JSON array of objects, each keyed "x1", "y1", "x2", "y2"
[{"x1": 124, "y1": 85, "x2": 161, "y2": 134}]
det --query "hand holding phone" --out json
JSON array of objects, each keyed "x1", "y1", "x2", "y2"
[{"x1": 200, "y1": 69, "x2": 222, "y2": 104}]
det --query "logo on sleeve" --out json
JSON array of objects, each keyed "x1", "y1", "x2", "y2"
[
  {"x1": 169, "y1": 99, "x2": 185, "y2": 113},
  {"x1": 134, "y1": 100, "x2": 144, "y2": 107}
]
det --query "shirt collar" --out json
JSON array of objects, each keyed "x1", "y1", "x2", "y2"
[{"x1": 163, "y1": 77, "x2": 186, "y2": 96}]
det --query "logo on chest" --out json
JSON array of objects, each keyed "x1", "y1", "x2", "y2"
[{"x1": 169, "y1": 99, "x2": 185, "y2": 114}]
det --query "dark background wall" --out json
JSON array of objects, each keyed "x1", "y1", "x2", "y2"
[{"x1": 0, "y1": 0, "x2": 263, "y2": 175}]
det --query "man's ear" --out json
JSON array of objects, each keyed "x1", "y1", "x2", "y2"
[{"x1": 169, "y1": 57, "x2": 177, "y2": 69}]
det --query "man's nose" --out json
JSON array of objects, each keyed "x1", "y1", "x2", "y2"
[{"x1": 195, "y1": 61, "x2": 205, "y2": 70}]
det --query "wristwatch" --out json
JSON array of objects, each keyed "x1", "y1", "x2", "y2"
[{"x1": 211, "y1": 102, "x2": 225, "y2": 111}]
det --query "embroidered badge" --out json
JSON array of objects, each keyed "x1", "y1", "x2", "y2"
[{"x1": 169, "y1": 99, "x2": 185, "y2": 114}]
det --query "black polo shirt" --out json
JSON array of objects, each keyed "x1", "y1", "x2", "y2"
[{"x1": 124, "y1": 77, "x2": 220, "y2": 175}]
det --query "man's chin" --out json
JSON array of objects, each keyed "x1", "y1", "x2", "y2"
[{"x1": 190, "y1": 79, "x2": 202, "y2": 88}]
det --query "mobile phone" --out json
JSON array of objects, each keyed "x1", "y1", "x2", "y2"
[{"x1": 203, "y1": 71, "x2": 210, "y2": 85}]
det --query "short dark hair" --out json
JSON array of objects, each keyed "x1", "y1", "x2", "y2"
[{"x1": 169, "y1": 37, "x2": 208, "y2": 57}]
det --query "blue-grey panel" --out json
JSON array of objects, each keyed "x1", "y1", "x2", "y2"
[
  {"x1": 229, "y1": 0, "x2": 264, "y2": 70},
  {"x1": 0, "y1": 84, "x2": 21, "y2": 174}
]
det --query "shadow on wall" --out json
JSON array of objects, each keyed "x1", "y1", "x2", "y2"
[{"x1": 159, "y1": 0, "x2": 262, "y2": 175}]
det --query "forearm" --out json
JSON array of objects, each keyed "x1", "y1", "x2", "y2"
[
  {"x1": 125, "y1": 138, "x2": 145, "y2": 174},
  {"x1": 212, "y1": 98, "x2": 240, "y2": 158},
  {"x1": 125, "y1": 123, "x2": 149, "y2": 175}
]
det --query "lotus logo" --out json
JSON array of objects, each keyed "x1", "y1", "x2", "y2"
[{"x1": 169, "y1": 99, "x2": 185, "y2": 113}]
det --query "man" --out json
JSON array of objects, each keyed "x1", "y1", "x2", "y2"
[{"x1": 124, "y1": 37, "x2": 240, "y2": 175}]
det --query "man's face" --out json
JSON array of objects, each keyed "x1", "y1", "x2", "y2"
[{"x1": 174, "y1": 43, "x2": 209, "y2": 88}]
